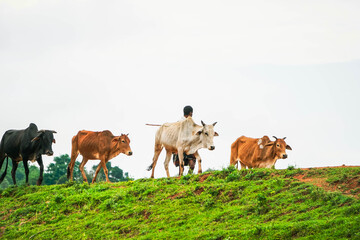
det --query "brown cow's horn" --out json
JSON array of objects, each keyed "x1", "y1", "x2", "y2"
[
  {"x1": 201, "y1": 120, "x2": 205, "y2": 126},
  {"x1": 213, "y1": 122, "x2": 217, "y2": 126},
  {"x1": 273, "y1": 136, "x2": 278, "y2": 140},
  {"x1": 51, "y1": 130, "x2": 57, "y2": 134}
]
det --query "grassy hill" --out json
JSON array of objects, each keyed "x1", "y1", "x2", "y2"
[{"x1": 1, "y1": 166, "x2": 360, "y2": 239}]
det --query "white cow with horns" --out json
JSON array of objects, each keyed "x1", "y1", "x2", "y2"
[{"x1": 147, "y1": 117, "x2": 218, "y2": 178}]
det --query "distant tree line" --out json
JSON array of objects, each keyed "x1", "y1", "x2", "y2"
[{"x1": 0, "y1": 154, "x2": 132, "y2": 189}]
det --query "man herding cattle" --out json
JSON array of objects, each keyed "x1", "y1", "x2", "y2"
[
  {"x1": 0, "y1": 123, "x2": 56, "y2": 186},
  {"x1": 67, "y1": 130, "x2": 132, "y2": 183},
  {"x1": 147, "y1": 113, "x2": 219, "y2": 178},
  {"x1": 230, "y1": 135, "x2": 292, "y2": 169},
  {"x1": 172, "y1": 106, "x2": 197, "y2": 175}
]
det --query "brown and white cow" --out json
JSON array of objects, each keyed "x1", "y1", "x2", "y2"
[
  {"x1": 147, "y1": 117, "x2": 218, "y2": 178},
  {"x1": 230, "y1": 135, "x2": 292, "y2": 169},
  {"x1": 67, "y1": 130, "x2": 132, "y2": 183}
]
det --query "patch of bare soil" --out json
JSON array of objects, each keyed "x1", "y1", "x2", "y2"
[
  {"x1": 167, "y1": 192, "x2": 185, "y2": 200},
  {"x1": 300, "y1": 165, "x2": 360, "y2": 170},
  {"x1": 199, "y1": 173, "x2": 211, "y2": 183},
  {"x1": 143, "y1": 210, "x2": 151, "y2": 220},
  {"x1": 294, "y1": 166, "x2": 360, "y2": 199},
  {"x1": 194, "y1": 187, "x2": 204, "y2": 195},
  {"x1": 110, "y1": 185, "x2": 126, "y2": 189}
]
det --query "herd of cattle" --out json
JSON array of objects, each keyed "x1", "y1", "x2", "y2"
[{"x1": 0, "y1": 117, "x2": 292, "y2": 186}]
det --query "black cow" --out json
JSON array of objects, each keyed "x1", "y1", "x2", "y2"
[{"x1": 0, "y1": 123, "x2": 56, "y2": 186}]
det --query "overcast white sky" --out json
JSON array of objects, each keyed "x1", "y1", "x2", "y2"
[{"x1": 1, "y1": 0, "x2": 359, "y2": 179}]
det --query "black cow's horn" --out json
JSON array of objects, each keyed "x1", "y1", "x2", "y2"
[
  {"x1": 51, "y1": 130, "x2": 57, "y2": 134},
  {"x1": 283, "y1": 137, "x2": 286, "y2": 140},
  {"x1": 213, "y1": 122, "x2": 217, "y2": 126},
  {"x1": 273, "y1": 136, "x2": 278, "y2": 140},
  {"x1": 201, "y1": 120, "x2": 205, "y2": 126}
]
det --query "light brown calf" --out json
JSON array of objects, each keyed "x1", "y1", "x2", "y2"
[
  {"x1": 67, "y1": 130, "x2": 132, "y2": 183},
  {"x1": 230, "y1": 135, "x2": 292, "y2": 169}
]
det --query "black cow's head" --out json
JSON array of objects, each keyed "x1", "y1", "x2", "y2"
[{"x1": 31, "y1": 130, "x2": 57, "y2": 156}]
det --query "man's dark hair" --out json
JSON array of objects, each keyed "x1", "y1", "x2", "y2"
[{"x1": 183, "y1": 105, "x2": 193, "y2": 116}]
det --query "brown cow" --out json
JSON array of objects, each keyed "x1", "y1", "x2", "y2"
[
  {"x1": 230, "y1": 136, "x2": 292, "y2": 169},
  {"x1": 67, "y1": 130, "x2": 132, "y2": 183}
]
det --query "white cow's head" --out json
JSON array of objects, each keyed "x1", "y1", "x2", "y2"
[{"x1": 195, "y1": 121, "x2": 219, "y2": 150}]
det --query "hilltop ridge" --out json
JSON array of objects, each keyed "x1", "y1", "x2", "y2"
[{"x1": 1, "y1": 166, "x2": 360, "y2": 239}]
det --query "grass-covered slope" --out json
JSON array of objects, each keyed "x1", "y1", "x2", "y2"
[{"x1": 1, "y1": 167, "x2": 360, "y2": 239}]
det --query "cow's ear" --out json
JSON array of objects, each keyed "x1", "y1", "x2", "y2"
[
  {"x1": 214, "y1": 132, "x2": 219, "y2": 136},
  {"x1": 286, "y1": 145, "x2": 292, "y2": 150},
  {"x1": 196, "y1": 130, "x2": 203, "y2": 135}
]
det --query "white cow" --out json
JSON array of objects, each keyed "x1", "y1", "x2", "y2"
[{"x1": 147, "y1": 117, "x2": 218, "y2": 178}]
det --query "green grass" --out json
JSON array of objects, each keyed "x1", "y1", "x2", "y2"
[{"x1": 1, "y1": 167, "x2": 360, "y2": 239}]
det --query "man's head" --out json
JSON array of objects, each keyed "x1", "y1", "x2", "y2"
[{"x1": 183, "y1": 105, "x2": 193, "y2": 118}]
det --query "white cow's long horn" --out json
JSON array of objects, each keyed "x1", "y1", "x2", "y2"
[{"x1": 146, "y1": 124, "x2": 162, "y2": 127}]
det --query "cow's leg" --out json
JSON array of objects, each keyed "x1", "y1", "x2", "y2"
[
  {"x1": 36, "y1": 156, "x2": 44, "y2": 185},
  {"x1": 164, "y1": 150, "x2": 172, "y2": 178},
  {"x1": 178, "y1": 148, "x2": 185, "y2": 176},
  {"x1": 194, "y1": 152, "x2": 202, "y2": 174},
  {"x1": 92, "y1": 163, "x2": 103, "y2": 183},
  {"x1": 150, "y1": 144, "x2": 163, "y2": 178},
  {"x1": 79, "y1": 157, "x2": 89, "y2": 183},
  {"x1": 240, "y1": 161, "x2": 247, "y2": 169},
  {"x1": 22, "y1": 157, "x2": 30, "y2": 185},
  {"x1": 100, "y1": 159, "x2": 111, "y2": 183},
  {"x1": 68, "y1": 149, "x2": 79, "y2": 181},
  {"x1": 0, "y1": 155, "x2": 9, "y2": 184},
  {"x1": 11, "y1": 159, "x2": 18, "y2": 185}
]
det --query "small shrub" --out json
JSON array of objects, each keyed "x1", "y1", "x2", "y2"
[
  {"x1": 54, "y1": 194, "x2": 65, "y2": 203},
  {"x1": 101, "y1": 198, "x2": 115, "y2": 210},
  {"x1": 287, "y1": 165, "x2": 295, "y2": 170},
  {"x1": 226, "y1": 171, "x2": 241, "y2": 182}
]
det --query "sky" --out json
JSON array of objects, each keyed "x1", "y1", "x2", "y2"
[{"x1": 0, "y1": 0, "x2": 359, "y2": 179}]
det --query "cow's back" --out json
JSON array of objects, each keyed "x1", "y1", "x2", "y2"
[
  {"x1": 235, "y1": 136, "x2": 268, "y2": 167},
  {"x1": 0, "y1": 123, "x2": 38, "y2": 158},
  {"x1": 155, "y1": 118, "x2": 197, "y2": 152},
  {"x1": 155, "y1": 122, "x2": 181, "y2": 150},
  {"x1": 75, "y1": 130, "x2": 114, "y2": 158}
]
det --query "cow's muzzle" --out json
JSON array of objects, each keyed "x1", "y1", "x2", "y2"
[
  {"x1": 127, "y1": 151, "x2": 133, "y2": 156},
  {"x1": 209, "y1": 146, "x2": 215, "y2": 151},
  {"x1": 282, "y1": 154, "x2": 288, "y2": 159},
  {"x1": 46, "y1": 151, "x2": 54, "y2": 156}
]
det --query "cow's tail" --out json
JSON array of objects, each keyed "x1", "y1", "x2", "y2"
[
  {"x1": 0, "y1": 156, "x2": 9, "y2": 184},
  {"x1": 67, "y1": 134, "x2": 79, "y2": 180},
  {"x1": 67, "y1": 165, "x2": 71, "y2": 179},
  {"x1": 230, "y1": 137, "x2": 241, "y2": 167},
  {"x1": 147, "y1": 162, "x2": 154, "y2": 171}
]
